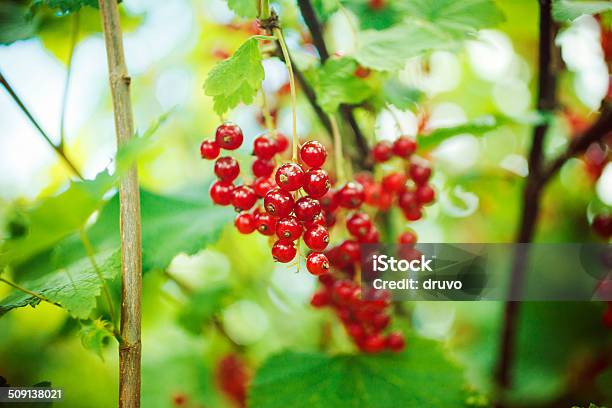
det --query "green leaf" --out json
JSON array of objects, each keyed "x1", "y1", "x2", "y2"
[
  {"x1": 343, "y1": 0, "x2": 401, "y2": 30},
  {"x1": 226, "y1": 0, "x2": 258, "y2": 18},
  {"x1": 80, "y1": 318, "x2": 114, "y2": 359},
  {"x1": 95, "y1": 190, "x2": 232, "y2": 272},
  {"x1": 31, "y1": 0, "x2": 98, "y2": 14},
  {"x1": 314, "y1": 57, "x2": 374, "y2": 112},
  {"x1": 0, "y1": 171, "x2": 116, "y2": 266},
  {"x1": 354, "y1": 24, "x2": 452, "y2": 71},
  {"x1": 204, "y1": 38, "x2": 265, "y2": 117},
  {"x1": 0, "y1": 1, "x2": 39, "y2": 44},
  {"x1": 249, "y1": 336, "x2": 466, "y2": 407},
  {"x1": 396, "y1": 0, "x2": 505, "y2": 36},
  {"x1": 382, "y1": 78, "x2": 423, "y2": 110},
  {"x1": 552, "y1": 0, "x2": 612, "y2": 22},
  {"x1": 0, "y1": 249, "x2": 120, "y2": 319},
  {"x1": 355, "y1": 0, "x2": 504, "y2": 72},
  {"x1": 311, "y1": 0, "x2": 340, "y2": 22},
  {"x1": 1, "y1": 189, "x2": 231, "y2": 318},
  {"x1": 417, "y1": 116, "x2": 502, "y2": 152},
  {"x1": 178, "y1": 283, "x2": 231, "y2": 334}
]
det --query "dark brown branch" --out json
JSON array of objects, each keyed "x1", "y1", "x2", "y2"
[
  {"x1": 0, "y1": 70, "x2": 83, "y2": 179},
  {"x1": 98, "y1": 0, "x2": 142, "y2": 407},
  {"x1": 494, "y1": 0, "x2": 558, "y2": 399},
  {"x1": 295, "y1": 0, "x2": 371, "y2": 169},
  {"x1": 541, "y1": 102, "x2": 612, "y2": 182}
]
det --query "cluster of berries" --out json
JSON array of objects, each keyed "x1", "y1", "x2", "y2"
[
  {"x1": 311, "y1": 275, "x2": 405, "y2": 353},
  {"x1": 200, "y1": 123, "x2": 433, "y2": 353},
  {"x1": 363, "y1": 138, "x2": 435, "y2": 220},
  {"x1": 200, "y1": 122, "x2": 334, "y2": 275}
]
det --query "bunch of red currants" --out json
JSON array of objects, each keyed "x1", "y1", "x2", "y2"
[{"x1": 201, "y1": 122, "x2": 436, "y2": 353}]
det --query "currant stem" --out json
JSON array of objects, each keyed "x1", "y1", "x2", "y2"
[
  {"x1": 260, "y1": 90, "x2": 276, "y2": 137},
  {"x1": 328, "y1": 114, "x2": 346, "y2": 183},
  {"x1": 386, "y1": 104, "x2": 405, "y2": 134},
  {"x1": 273, "y1": 27, "x2": 298, "y2": 162}
]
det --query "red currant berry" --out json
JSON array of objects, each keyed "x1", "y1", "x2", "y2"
[
  {"x1": 337, "y1": 182, "x2": 365, "y2": 209},
  {"x1": 303, "y1": 224, "x2": 330, "y2": 251},
  {"x1": 275, "y1": 133, "x2": 289, "y2": 153},
  {"x1": 386, "y1": 332, "x2": 405, "y2": 352},
  {"x1": 354, "y1": 66, "x2": 371, "y2": 78},
  {"x1": 368, "y1": 0, "x2": 385, "y2": 11},
  {"x1": 271, "y1": 240, "x2": 297, "y2": 263},
  {"x1": 252, "y1": 158, "x2": 276, "y2": 178},
  {"x1": 593, "y1": 214, "x2": 612, "y2": 239},
  {"x1": 398, "y1": 230, "x2": 417, "y2": 245},
  {"x1": 303, "y1": 169, "x2": 331, "y2": 198},
  {"x1": 276, "y1": 216, "x2": 302, "y2": 241},
  {"x1": 200, "y1": 139, "x2": 220, "y2": 159},
  {"x1": 253, "y1": 177, "x2": 274, "y2": 197},
  {"x1": 398, "y1": 190, "x2": 418, "y2": 210},
  {"x1": 320, "y1": 189, "x2": 339, "y2": 212},
  {"x1": 346, "y1": 212, "x2": 372, "y2": 238},
  {"x1": 253, "y1": 135, "x2": 277, "y2": 160},
  {"x1": 275, "y1": 163, "x2": 305, "y2": 191},
  {"x1": 210, "y1": 181, "x2": 235, "y2": 206},
  {"x1": 231, "y1": 185, "x2": 257, "y2": 211},
  {"x1": 214, "y1": 157, "x2": 240, "y2": 182},
  {"x1": 310, "y1": 290, "x2": 329, "y2": 308},
  {"x1": 339, "y1": 239, "x2": 361, "y2": 263},
  {"x1": 255, "y1": 212, "x2": 277, "y2": 236},
  {"x1": 416, "y1": 185, "x2": 435, "y2": 205},
  {"x1": 359, "y1": 227, "x2": 380, "y2": 243},
  {"x1": 324, "y1": 211, "x2": 337, "y2": 227},
  {"x1": 235, "y1": 213, "x2": 256, "y2": 234},
  {"x1": 264, "y1": 188, "x2": 295, "y2": 218},
  {"x1": 346, "y1": 324, "x2": 365, "y2": 341},
  {"x1": 381, "y1": 172, "x2": 407, "y2": 193},
  {"x1": 300, "y1": 141, "x2": 327, "y2": 168},
  {"x1": 215, "y1": 122, "x2": 243, "y2": 150},
  {"x1": 294, "y1": 197, "x2": 322, "y2": 222},
  {"x1": 372, "y1": 141, "x2": 393, "y2": 163},
  {"x1": 403, "y1": 206, "x2": 422, "y2": 221},
  {"x1": 362, "y1": 333, "x2": 386, "y2": 353},
  {"x1": 334, "y1": 280, "x2": 357, "y2": 303},
  {"x1": 409, "y1": 163, "x2": 431, "y2": 185},
  {"x1": 372, "y1": 313, "x2": 390, "y2": 330},
  {"x1": 306, "y1": 252, "x2": 330, "y2": 275},
  {"x1": 392, "y1": 136, "x2": 416, "y2": 158}
]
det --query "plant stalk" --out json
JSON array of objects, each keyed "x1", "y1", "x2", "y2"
[
  {"x1": 98, "y1": 1, "x2": 142, "y2": 407},
  {"x1": 494, "y1": 0, "x2": 557, "y2": 399}
]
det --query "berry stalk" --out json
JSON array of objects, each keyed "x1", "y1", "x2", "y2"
[{"x1": 273, "y1": 27, "x2": 299, "y2": 162}]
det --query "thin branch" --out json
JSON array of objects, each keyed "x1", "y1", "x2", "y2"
[
  {"x1": 0, "y1": 277, "x2": 61, "y2": 308},
  {"x1": 541, "y1": 102, "x2": 612, "y2": 183},
  {"x1": 98, "y1": 0, "x2": 142, "y2": 407},
  {"x1": 295, "y1": 0, "x2": 371, "y2": 170},
  {"x1": 296, "y1": 0, "x2": 330, "y2": 61},
  {"x1": 59, "y1": 12, "x2": 81, "y2": 149},
  {"x1": 494, "y1": 0, "x2": 558, "y2": 399},
  {"x1": 0, "y1": 70, "x2": 83, "y2": 179}
]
